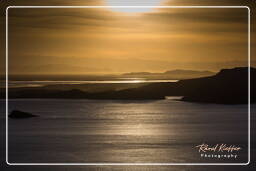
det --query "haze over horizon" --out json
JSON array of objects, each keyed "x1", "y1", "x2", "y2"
[{"x1": 0, "y1": 0, "x2": 254, "y2": 75}]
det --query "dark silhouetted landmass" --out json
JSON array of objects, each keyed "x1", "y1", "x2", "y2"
[
  {"x1": 127, "y1": 67, "x2": 255, "y2": 104},
  {"x1": 1, "y1": 67, "x2": 255, "y2": 104},
  {"x1": 4, "y1": 88, "x2": 164, "y2": 100},
  {"x1": 9, "y1": 110, "x2": 38, "y2": 119},
  {"x1": 180, "y1": 67, "x2": 254, "y2": 104},
  {"x1": 42, "y1": 83, "x2": 148, "y2": 93}
]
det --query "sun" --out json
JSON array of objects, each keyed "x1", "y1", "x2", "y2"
[{"x1": 105, "y1": 0, "x2": 162, "y2": 13}]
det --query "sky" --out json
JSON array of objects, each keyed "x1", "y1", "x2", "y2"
[{"x1": 0, "y1": 0, "x2": 255, "y2": 75}]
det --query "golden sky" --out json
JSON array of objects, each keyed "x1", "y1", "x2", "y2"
[{"x1": 1, "y1": 0, "x2": 255, "y2": 75}]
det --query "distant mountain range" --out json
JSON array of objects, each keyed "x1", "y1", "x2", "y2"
[
  {"x1": 119, "y1": 67, "x2": 254, "y2": 104},
  {"x1": 2, "y1": 67, "x2": 255, "y2": 104},
  {"x1": 122, "y1": 69, "x2": 215, "y2": 79},
  {"x1": 4, "y1": 69, "x2": 215, "y2": 81}
]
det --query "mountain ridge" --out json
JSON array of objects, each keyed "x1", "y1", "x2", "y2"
[{"x1": 2, "y1": 67, "x2": 255, "y2": 104}]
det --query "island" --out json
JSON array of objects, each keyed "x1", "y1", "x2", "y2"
[{"x1": 9, "y1": 110, "x2": 38, "y2": 119}]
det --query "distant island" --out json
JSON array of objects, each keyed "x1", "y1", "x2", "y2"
[
  {"x1": 9, "y1": 110, "x2": 38, "y2": 119},
  {"x1": 122, "y1": 69, "x2": 215, "y2": 79},
  {"x1": 2, "y1": 69, "x2": 215, "y2": 82},
  {"x1": 1, "y1": 67, "x2": 255, "y2": 104}
]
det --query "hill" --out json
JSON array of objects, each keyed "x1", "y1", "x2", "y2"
[{"x1": 2, "y1": 67, "x2": 255, "y2": 104}]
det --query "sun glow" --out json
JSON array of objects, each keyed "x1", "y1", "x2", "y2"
[
  {"x1": 129, "y1": 80, "x2": 143, "y2": 83},
  {"x1": 105, "y1": 0, "x2": 162, "y2": 13}
]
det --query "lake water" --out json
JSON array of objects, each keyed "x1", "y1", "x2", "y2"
[{"x1": 1, "y1": 99, "x2": 251, "y2": 164}]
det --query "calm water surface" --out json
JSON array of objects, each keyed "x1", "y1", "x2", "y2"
[{"x1": 1, "y1": 99, "x2": 250, "y2": 163}]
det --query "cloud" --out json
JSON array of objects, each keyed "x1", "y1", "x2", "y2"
[
  {"x1": 145, "y1": 8, "x2": 248, "y2": 24},
  {"x1": 0, "y1": 0, "x2": 254, "y2": 75}
]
